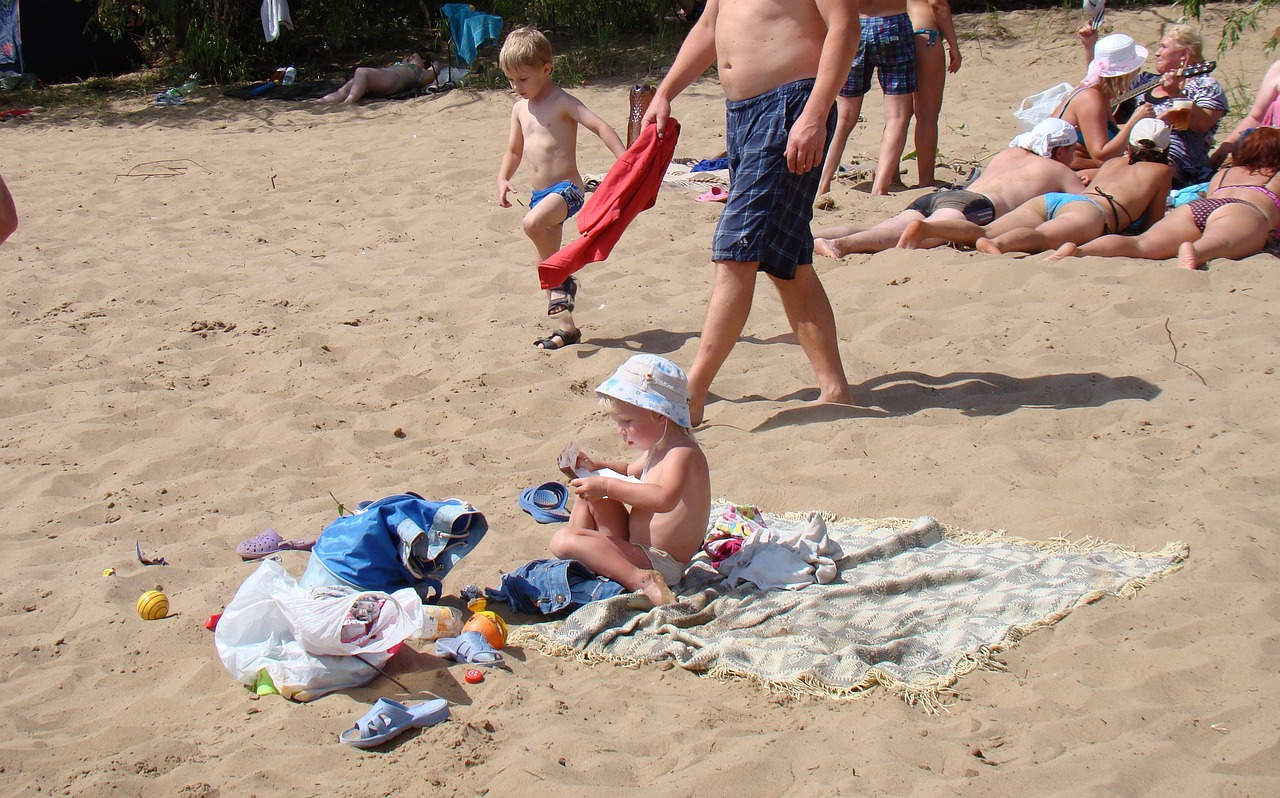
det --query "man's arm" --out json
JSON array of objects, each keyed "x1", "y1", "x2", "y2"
[
  {"x1": 643, "y1": 0, "x2": 720, "y2": 134},
  {"x1": 786, "y1": 0, "x2": 859, "y2": 174}
]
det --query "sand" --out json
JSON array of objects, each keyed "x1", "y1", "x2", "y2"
[{"x1": 2, "y1": 6, "x2": 1279, "y2": 796}]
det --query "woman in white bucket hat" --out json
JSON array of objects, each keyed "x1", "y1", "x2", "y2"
[{"x1": 1051, "y1": 32, "x2": 1151, "y2": 169}]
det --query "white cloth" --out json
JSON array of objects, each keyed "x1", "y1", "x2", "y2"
[
  {"x1": 718, "y1": 513, "x2": 844, "y2": 590},
  {"x1": 261, "y1": 0, "x2": 293, "y2": 42},
  {"x1": 1009, "y1": 117, "x2": 1077, "y2": 158}
]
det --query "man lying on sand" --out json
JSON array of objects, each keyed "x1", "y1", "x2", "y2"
[
  {"x1": 813, "y1": 117, "x2": 1084, "y2": 256},
  {"x1": 319, "y1": 53, "x2": 441, "y2": 104},
  {"x1": 897, "y1": 118, "x2": 1173, "y2": 254}
]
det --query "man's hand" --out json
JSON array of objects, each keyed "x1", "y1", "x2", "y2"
[
  {"x1": 786, "y1": 114, "x2": 826, "y2": 174},
  {"x1": 642, "y1": 95, "x2": 673, "y2": 138}
]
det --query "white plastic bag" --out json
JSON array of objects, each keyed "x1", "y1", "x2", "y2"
[
  {"x1": 214, "y1": 559, "x2": 424, "y2": 700},
  {"x1": 1014, "y1": 82, "x2": 1074, "y2": 132}
]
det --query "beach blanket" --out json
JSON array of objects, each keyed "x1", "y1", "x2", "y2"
[{"x1": 511, "y1": 503, "x2": 1188, "y2": 710}]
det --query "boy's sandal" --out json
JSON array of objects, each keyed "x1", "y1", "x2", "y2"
[
  {"x1": 532, "y1": 328, "x2": 582, "y2": 350},
  {"x1": 547, "y1": 275, "x2": 578, "y2": 316},
  {"x1": 338, "y1": 698, "x2": 450, "y2": 748}
]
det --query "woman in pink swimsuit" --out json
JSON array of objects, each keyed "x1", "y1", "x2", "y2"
[{"x1": 1049, "y1": 126, "x2": 1280, "y2": 269}]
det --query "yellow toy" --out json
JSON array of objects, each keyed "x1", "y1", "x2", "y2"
[
  {"x1": 136, "y1": 590, "x2": 169, "y2": 620},
  {"x1": 463, "y1": 598, "x2": 507, "y2": 649}
]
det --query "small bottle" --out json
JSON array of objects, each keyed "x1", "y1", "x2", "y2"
[
  {"x1": 411, "y1": 605, "x2": 463, "y2": 641},
  {"x1": 282, "y1": 66, "x2": 297, "y2": 85},
  {"x1": 180, "y1": 73, "x2": 199, "y2": 95}
]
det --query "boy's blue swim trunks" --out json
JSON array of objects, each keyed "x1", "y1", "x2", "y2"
[
  {"x1": 841, "y1": 13, "x2": 918, "y2": 97},
  {"x1": 530, "y1": 180, "x2": 586, "y2": 219},
  {"x1": 713, "y1": 79, "x2": 835, "y2": 279}
]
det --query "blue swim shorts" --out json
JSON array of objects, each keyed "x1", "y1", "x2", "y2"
[
  {"x1": 530, "y1": 180, "x2": 585, "y2": 219},
  {"x1": 842, "y1": 13, "x2": 918, "y2": 97},
  {"x1": 713, "y1": 79, "x2": 836, "y2": 279}
]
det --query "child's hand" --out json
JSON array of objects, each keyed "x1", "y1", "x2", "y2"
[
  {"x1": 570, "y1": 476, "x2": 608, "y2": 501},
  {"x1": 496, "y1": 178, "x2": 516, "y2": 208},
  {"x1": 575, "y1": 451, "x2": 598, "y2": 472}
]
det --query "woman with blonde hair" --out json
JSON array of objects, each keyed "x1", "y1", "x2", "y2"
[
  {"x1": 1136, "y1": 25, "x2": 1227, "y2": 186},
  {"x1": 1051, "y1": 32, "x2": 1152, "y2": 170}
]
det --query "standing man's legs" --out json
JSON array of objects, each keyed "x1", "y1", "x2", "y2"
[
  {"x1": 769, "y1": 264, "x2": 851, "y2": 405},
  {"x1": 869, "y1": 13, "x2": 918, "y2": 196},
  {"x1": 687, "y1": 261, "x2": 759, "y2": 427}
]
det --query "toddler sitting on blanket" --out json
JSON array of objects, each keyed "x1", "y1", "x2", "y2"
[{"x1": 550, "y1": 355, "x2": 711, "y2": 606}]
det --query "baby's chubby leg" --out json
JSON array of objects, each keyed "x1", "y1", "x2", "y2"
[{"x1": 549, "y1": 506, "x2": 676, "y2": 606}]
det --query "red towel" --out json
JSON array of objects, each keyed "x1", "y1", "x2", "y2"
[{"x1": 538, "y1": 118, "x2": 681, "y2": 289}]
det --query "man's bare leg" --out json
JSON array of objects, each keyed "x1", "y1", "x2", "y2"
[
  {"x1": 770, "y1": 263, "x2": 852, "y2": 406},
  {"x1": 687, "y1": 261, "x2": 759, "y2": 426}
]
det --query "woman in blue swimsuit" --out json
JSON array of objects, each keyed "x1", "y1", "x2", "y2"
[
  {"x1": 1048, "y1": 126, "x2": 1280, "y2": 269},
  {"x1": 1052, "y1": 33, "x2": 1151, "y2": 170}
]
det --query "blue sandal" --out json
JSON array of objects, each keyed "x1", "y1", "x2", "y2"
[
  {"x1": 518, "y1": 481, "x2": 570, "y2": 523},
  {"x1": 338, "y1": 697, "x2": 450, "y2": 748}
]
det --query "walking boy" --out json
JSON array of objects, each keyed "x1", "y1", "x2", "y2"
[
  {"x1": 643, "y1": 0, "x2": 858, "y2": 426},
  {"x1": 817, "y1": 0, "x2": 917, "y2": 196},
  {"x1": 495, "y1": 27, "x2": 626, "y2": 350}
]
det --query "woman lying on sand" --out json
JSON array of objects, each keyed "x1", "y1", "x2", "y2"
[
  {"x1": 897, "y1": 119, "x2": 1173, "y2": 254},
  {"x1": 1048, "y1": 126, "x2": 1280, "y2": 269},
  {"x1": 319, "y1": 53, "x2": 441, "y2": 104}
]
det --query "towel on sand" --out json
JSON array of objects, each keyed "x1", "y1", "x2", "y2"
[{"x1": 512, "y1": 503, "x2": 1188, "y2": 710}]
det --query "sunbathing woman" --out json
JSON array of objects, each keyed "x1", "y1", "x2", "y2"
[
  {"x1": 319, "y1": 53, "x2": 441, "y2": 104},
  {"x1": 1052, "y1": 33, "x2": 1152, "y2": 170},
  {"x1": 897, "y1": 119, "x2": 1173, "y2": 254},
  {"x1": 1048, "y1": 126, "x2": 1280, "y2": 269}
]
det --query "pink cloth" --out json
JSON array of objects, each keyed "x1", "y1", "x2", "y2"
[{"x1": 537, "y1": 118, "x2": 680, "y2": 289}]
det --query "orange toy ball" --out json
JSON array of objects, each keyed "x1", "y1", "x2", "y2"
[{"x1": 462, "y1": 610, "x2": 507, "y2": 649}]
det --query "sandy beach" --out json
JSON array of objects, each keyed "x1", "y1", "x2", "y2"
[{"x1": 2, "y1": 5, "x2": 1279, "y2": 796}]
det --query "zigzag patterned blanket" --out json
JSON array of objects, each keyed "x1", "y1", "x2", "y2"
[{"x1": 510, "y1": 504, "x2": 1188, "y2": 709}]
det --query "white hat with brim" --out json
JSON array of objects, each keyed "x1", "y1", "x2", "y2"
[
  {"x1": 596, "y1": 354, "x2": 692, "y2": 429},
  {"x1": 1090, "y1": 33, "x2": 1148, "y2": 78}
]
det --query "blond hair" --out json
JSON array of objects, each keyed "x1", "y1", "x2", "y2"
[
  {"x1": 1098, "y1": 71, "x2": 1137, "y2": 102},
  {"x1": 1164, "y1": 25, "x2": 1205, "y2": 61},
  {"x1": 499, "y1": 26, "x2": 553, "y2": 73}
]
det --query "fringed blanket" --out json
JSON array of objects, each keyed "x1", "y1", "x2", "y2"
[{"x1": 510, "y1": 504, "x2": 1188, "y2": 710}]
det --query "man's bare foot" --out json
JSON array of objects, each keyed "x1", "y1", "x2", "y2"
[
  {"x1": 975, "y1": 237, "x2": 1003, "y2": 256},
  {"x1": 637, "y1": 570, "x2": 676, "y2": 606},
  {"x1": 1045, "y1": 242, "x2": 1079, "y2": 262},
  {"x1": 1178, "y1": 241, "x2": 1207, "y2": 270},
  {"x1": 813, "y1": 237, "x2": 845, "y2": 259},
  {"x1": 815, "y1": 384, "x2": 853, "y2": 407},
  {"x1": 896, "y1": 219, "x2": 926, "y2": 249}
]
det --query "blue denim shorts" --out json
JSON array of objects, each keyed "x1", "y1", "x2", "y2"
[
  {"x1": 841, "y1": 13, "x2": 918, "y2": 97},
  {"x1": 530, "y1": 180, "x2": 585, "y2": 219},
  {"x1": 713, "y1": 79, "x2": 835, "y2": 279}
]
